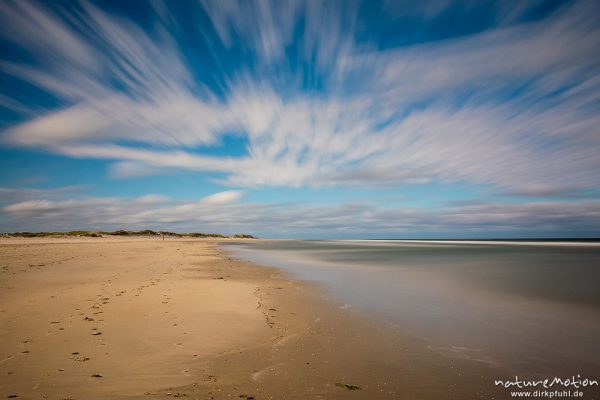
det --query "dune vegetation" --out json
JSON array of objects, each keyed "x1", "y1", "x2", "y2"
[{"x1": 1, "y1": 230, "x2": 256, "y2": 239}]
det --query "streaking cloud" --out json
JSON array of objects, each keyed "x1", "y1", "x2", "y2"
[{"x1": 0, "y1": 0, "x2": 599, "y2": 236}]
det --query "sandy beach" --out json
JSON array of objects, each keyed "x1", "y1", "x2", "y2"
[{"x1": 0, "y1": 237, "x2": 506, "y2": 399}]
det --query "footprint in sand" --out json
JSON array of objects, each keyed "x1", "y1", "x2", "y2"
[{"x1": 70, "y1": 352, "x2": 90, "y2": 362}]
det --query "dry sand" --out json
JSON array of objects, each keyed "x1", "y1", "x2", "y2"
[{"x1": 0, "y1": 237, "x2": 506, "y2": 399}]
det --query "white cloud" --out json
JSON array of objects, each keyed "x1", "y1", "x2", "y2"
[
  {"x1": 200, "y1": 0, "x2": 301, "y2": 63},
  {"x1": 3, "y1": 199, "x2": 56, "y2": 214},
  {"x1": 2, "y1": 192, "x2": 599, "y2": 237},
  {"x1": 135, "y1": 194, "x2": 172, "y2": 205},
  {"x1": 201, "y1": 190, "x2": 244, "y2": 205},
  {"x1": 0, "y1": 0, "x2": 599, "y2": 196},
  {"x1": 0, "y1": 185, "x2": 88, "y2": 203}
]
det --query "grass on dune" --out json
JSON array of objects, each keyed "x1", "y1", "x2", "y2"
[{"x1": 1, "y1": 230, "x2": 256, "y2": 239}]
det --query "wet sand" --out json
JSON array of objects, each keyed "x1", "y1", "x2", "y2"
[{"x1": 0, "y1": 237, "x2": 506, "y2": 399}]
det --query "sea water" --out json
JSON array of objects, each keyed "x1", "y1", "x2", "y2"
[{"x1": 227, "y1": 240, "x2": 600, "y2": 376}]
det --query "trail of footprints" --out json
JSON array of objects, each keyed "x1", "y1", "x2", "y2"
[
  {"x1": 9, "y1": 271, "x2": 173, "y2": 382},
  {"x1": 6, "y1": 248, "x2": 225, "y2": 399}
]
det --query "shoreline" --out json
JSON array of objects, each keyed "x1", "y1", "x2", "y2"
[{"x1": 1, "y1": 237, "x2": 507, "y2": 399}]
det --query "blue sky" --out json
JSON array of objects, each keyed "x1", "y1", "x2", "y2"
[{"x1": 0, "y1": 0, "x2": 599, "y2": 238}]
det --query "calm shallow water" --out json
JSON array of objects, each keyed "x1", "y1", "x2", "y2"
[{"x1": 227, "y1": 240, "x2": 600, "y2": 376}]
